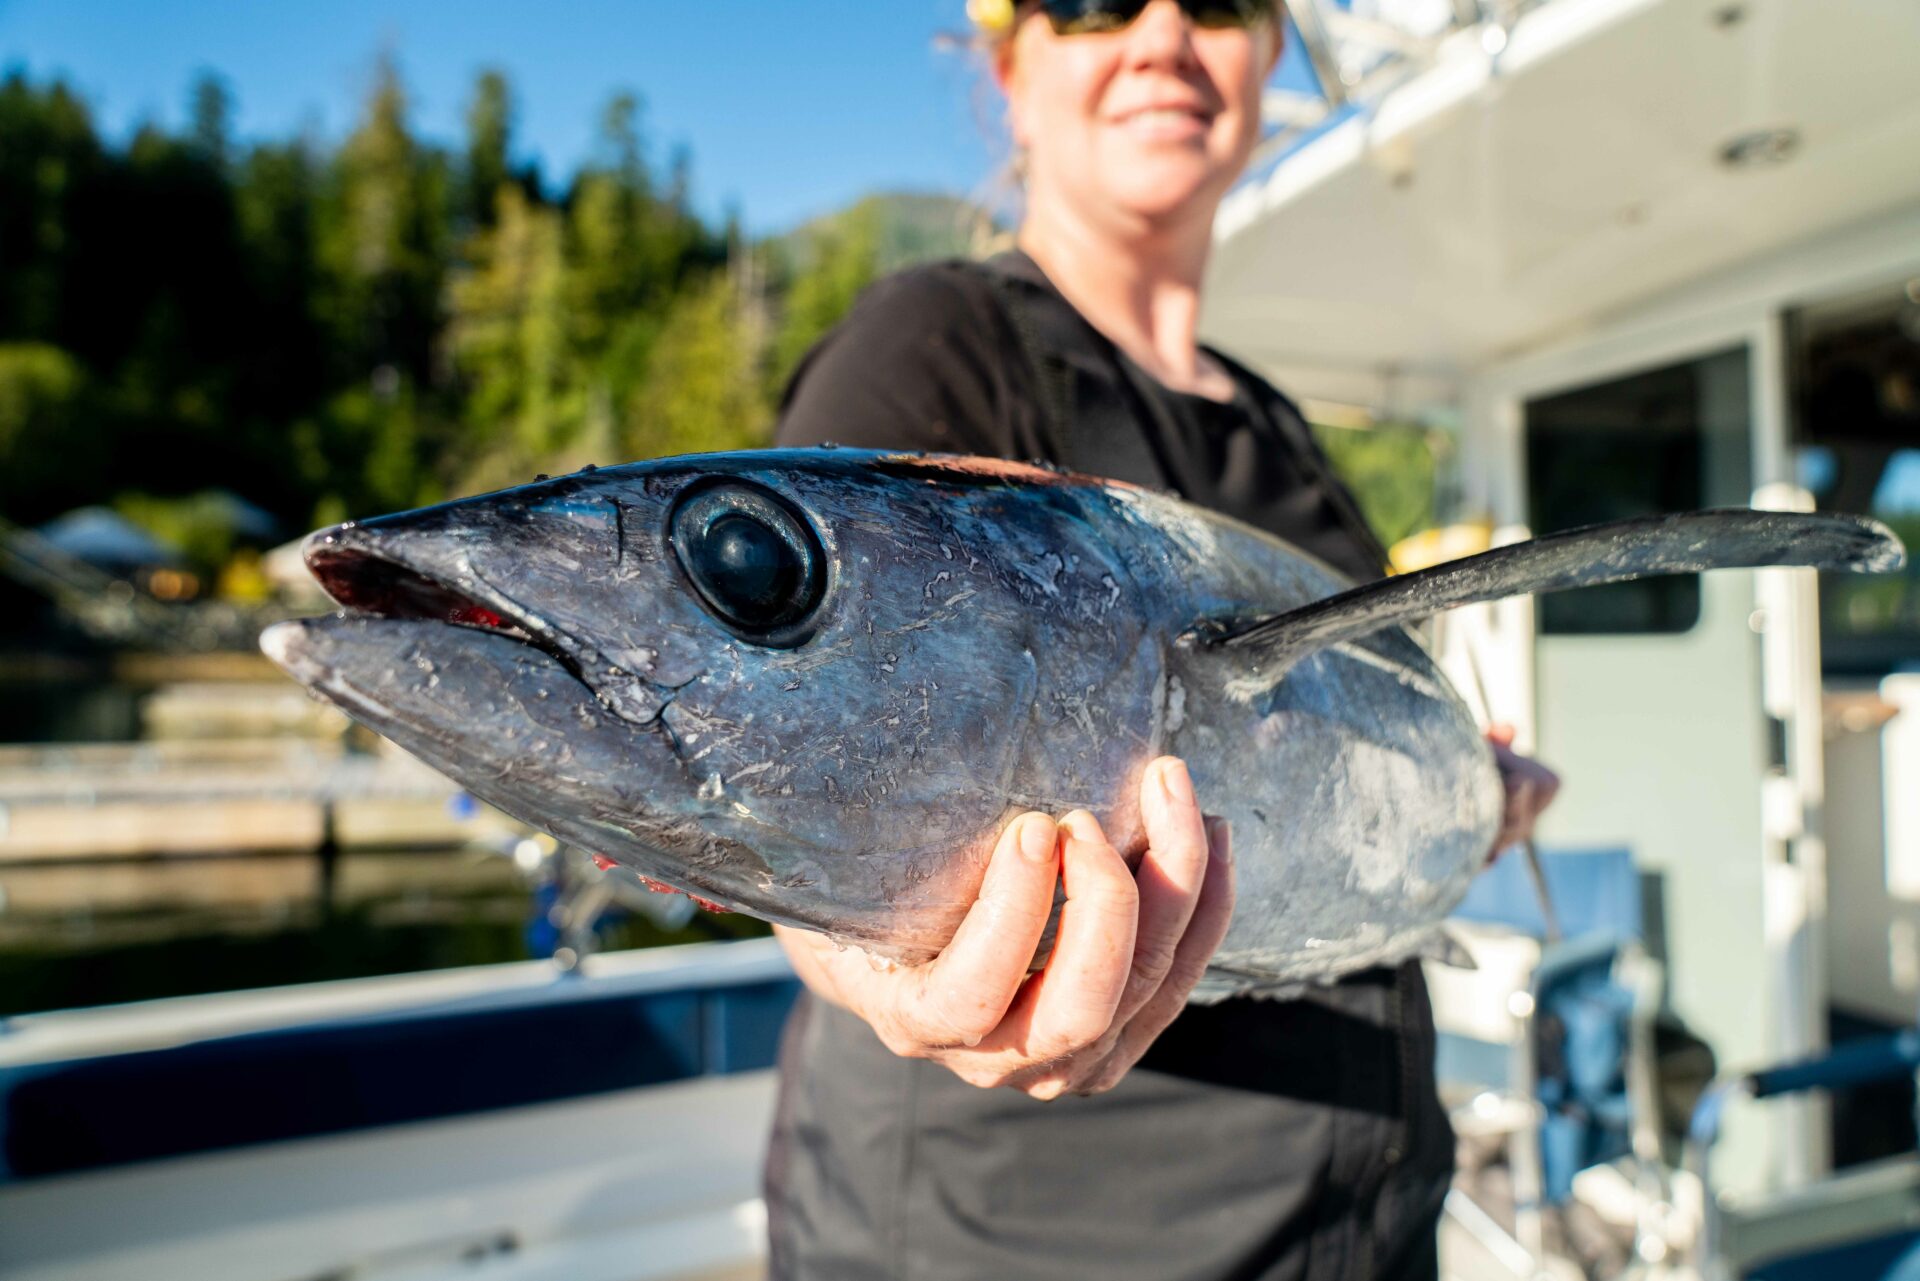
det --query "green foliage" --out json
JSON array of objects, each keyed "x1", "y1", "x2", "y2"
[
  {"x1": 0, "y1": 62, "x2": 989, "y2": 539},
  {"x1": 448, "y1": 187, "x2": 585, "y2": 475},
  {"x1": 112, "y1": 490, "x2": 255, "y2": 573},
  {"x1": 1309, "y1": 422, "x2": 1442, "y2": 550},
  {"x1": 626, "y1": 270, "x2": 774, "y2": 460},
  {"x1": 464, "y1": 70, "x2": 514, "y2": 228},
  {"x1": 767, "y1": 200, "x2": 881, "y2": 397},
  {"x1": 0, "y1": 343, "x2": 88, "y2": 517},
  {"x1": 0, "y1": 343, "x2": 83, "y2": 456}
]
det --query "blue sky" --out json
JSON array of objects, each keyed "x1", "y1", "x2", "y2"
[{"x1": 0, "y1": 0, "x2": 1321, "y2": 234}]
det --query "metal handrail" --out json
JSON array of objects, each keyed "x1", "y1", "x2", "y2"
[
  {"x1": 1685, "y1": 1029, "x2": 1920, "y2": 1271},
  {"x1": 1260, "y1": 0, "x2": 1561, "y2": 170}
]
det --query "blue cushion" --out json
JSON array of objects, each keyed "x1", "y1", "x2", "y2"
[
  {"x1": 1750, "y1": 1229, "x2": 1920, "y2": 1280},
  {"x1": 1453, "y1": 846, "x2": 1640, "y2": 941}
]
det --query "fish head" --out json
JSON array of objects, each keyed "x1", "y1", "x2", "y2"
[{"x1": 263, "y1": 450, "x2": 1156, "y2": 958}]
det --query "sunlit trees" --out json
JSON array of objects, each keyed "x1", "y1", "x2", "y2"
[
  {"x1": 447, "y1": 187, "x2": 583, "y2": 489},
  {"x1": 0, "y1": 59, "x2": 983, "y2": 554},
  {"x1": 464, "y1": 70, "x2": 515, "y2": 230}
]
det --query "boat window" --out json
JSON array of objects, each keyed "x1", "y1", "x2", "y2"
[
  {"x1": 1789, "y1": 281, "x2": 1920, "y2": 676},
  {"x1": 1524, "y1": 347, "x2": 1753, "y2": 635}
]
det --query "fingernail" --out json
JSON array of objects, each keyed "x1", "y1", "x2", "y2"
[
  {"x1": 1059, "y1": 809, "x2": 1102, "y2": 843},
  {"x1": 1157, "y1": 759, "x2": 1195, "y2": 808},
  {"x1": 1206, "y1": 817, "x2": 1233, "y2": 865},
  {"x1": 1019, "y1": 815, "x2": 1056, "y2": 865}
]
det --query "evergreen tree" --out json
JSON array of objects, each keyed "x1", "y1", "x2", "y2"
[
  {"x1": 624, "y1": 270, "x2": 773, "y2": 462},
  {"x1": 316, "y1": 55, "x2": 448, "y2": 389},
  {"x1": 464, "y1": 69, "x2": 514, "y2": 229},
  {"x1": 448, "y1": 186, "x2": 584, "y2": 488},
  {"x1": 188, "y1": 72, "x2": 233, "y2": 171}
]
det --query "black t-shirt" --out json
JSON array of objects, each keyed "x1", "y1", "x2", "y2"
[
  {"x1": 773, "y1": 250, "x2": 1387, "y2": 583},
  {"x1": 763, "y1": 254, "x2": 1451, "y2": 1281}
]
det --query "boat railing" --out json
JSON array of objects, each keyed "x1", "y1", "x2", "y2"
[
  {"x1": 1261, "y1": 0, "x2": 1560, "y2": 172},
  {"x1": 0, "y1": 937, "x2": 800, "y2": 1182}
]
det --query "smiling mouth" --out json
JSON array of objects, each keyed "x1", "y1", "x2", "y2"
[{"x1": 1115, "y1": 106, "x2": 1213, "y2": 127}]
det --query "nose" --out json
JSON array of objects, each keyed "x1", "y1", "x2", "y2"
[{"x1": 1125, "y1": 0, "x2": 1202, "y2": 66}]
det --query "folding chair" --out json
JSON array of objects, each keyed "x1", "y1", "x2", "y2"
[
  {"x1": 1688, "y1": 1030, "x2": 1920, "y2": 1281},
  {"x1": 1432, "y1": 845, "x2": 1671, "y2": 1276}
]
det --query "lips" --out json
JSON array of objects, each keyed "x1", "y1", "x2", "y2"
[
  {"x1": 1111, "y1": 99, "x2": 1216, "y2": 127},
  {"x1": 1116, "y1": 105, "x2": 1212, "y2": 122}
]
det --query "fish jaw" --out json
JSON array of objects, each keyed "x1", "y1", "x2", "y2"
[
  {"x1": 262, "y1": 614, "x2": 985, "y2": 954},
  {"x1": 261, "y1": 616, "x2": 723, "y2": 893}
]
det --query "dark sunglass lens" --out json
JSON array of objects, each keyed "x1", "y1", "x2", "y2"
[
  {"x1": 1041, "y1": 0, "x2": 1151, "y2": 34},
  {"x1": 1186, "y1": 0, "x2": 1271, "y2": 28}
]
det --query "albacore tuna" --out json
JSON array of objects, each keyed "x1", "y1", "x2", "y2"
[{"x1": 262, "y1": 450, "x2": 1904, "y2": 998}]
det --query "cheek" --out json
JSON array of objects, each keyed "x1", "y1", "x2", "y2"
[
  {"x1": 1015, "y1": 44, "x2": 1112, "y2": 143},
  {"x1": 1203, "y1": 47, "x2": 1265, "y2": 127}
]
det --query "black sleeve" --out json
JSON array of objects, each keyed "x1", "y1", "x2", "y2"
[{"x1": 773, "y1": 263, "x2": 1022, "y2": 457}]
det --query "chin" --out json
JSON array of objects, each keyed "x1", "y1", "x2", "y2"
[
  {"x1": 1098, "y1": 150, "x2": 1240, "y2": 221},
  {"x1": 1106, "y1": 175, "x2": 1227, "y2": 225}
]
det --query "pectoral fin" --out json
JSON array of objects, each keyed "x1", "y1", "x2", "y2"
[
  {"x1": 1414, "y1": 927, "x2": 1478, "y2": 971},
  {"x1": 1191, "y1": 508, "x2": 1904, "y2": 673}
]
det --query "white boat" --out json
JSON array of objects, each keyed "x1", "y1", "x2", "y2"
[{"x1": 1206, "y1": 0, "x2": 1920, "y2": 1200}]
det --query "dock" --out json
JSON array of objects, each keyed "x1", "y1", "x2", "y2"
[{"x1": 0, "y1": 735, "x2": 504, "y2": 861}]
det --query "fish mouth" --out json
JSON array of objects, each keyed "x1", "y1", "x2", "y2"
[
  {"x1": 263, "y1": 546, "x2": 723, "y2": 901},
  {"x1": 302, "y1": 541, "x2": 595, "y2": 691}
]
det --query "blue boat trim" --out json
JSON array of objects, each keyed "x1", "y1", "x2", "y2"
[{"x1": 1, "y1": 958, "x2": 800, "y2": 1182}]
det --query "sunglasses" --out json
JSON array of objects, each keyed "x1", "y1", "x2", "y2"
[{"x1": 1036, "y1": 0, "x2": 1276, "y2": 36}]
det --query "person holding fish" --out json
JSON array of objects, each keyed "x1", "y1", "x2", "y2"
[
  {"x1": 253, "y1": 4, "x2": 1890, "y2": 1272},
  {"x1": 761, "y1": 2, "x2": 1561, "y2": 1278}
]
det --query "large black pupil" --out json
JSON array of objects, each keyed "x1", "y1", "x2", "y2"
[{"x1": 701, "y1": 513, "x2": 796, "y2": 620}]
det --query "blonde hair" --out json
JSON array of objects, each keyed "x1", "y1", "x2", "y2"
[
  {"x1": 965, "y1": 0, "x2": 1021, "y2": 50},
  {"x1": 932, "y1": 5, "x2": 1026, "y2": 233}
]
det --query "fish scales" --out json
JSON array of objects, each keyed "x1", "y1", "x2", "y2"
[{"x1": 263, "y1": 449, "x2": 1904, "y2": 1000}]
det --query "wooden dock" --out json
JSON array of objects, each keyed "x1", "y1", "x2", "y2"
[{"x1": 0, "y1": 737, "x2": 505, "y2": 861}]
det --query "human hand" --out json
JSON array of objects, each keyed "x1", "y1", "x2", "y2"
[
  {"x1": 1485, "y1": 723, "x2": 1562, "y2": 862},
  {"x1": 775, "y1": 756, "x2": 1234, "y2": 1100}
]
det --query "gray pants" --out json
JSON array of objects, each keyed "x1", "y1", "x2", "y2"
[{"x1": 765, "y1": 964, "x2": 1453, "y2": 1281}]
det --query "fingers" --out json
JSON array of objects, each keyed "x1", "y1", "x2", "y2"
[
  {"x1": 891, "y1": 812, "x2": 1060, "y2": 1051},
  {"x1": 1016, "y1": 779, "x2": 1231, "y2": 1102},
  {"x1": 1077, "y1": 816, "x2": 1235, "y2": 1095},
  {"x1": 833, "y1": 759, "x2": 1233, "y2": 1099},
  {"x1": 1114, "y1": 758, "x2": 1210, "y2": 1024},
  {"x1": 1487, "y1": 740, "x2": 1563, "y2": 859},
  {"x1": 997, "y1": 808, "x2": 1139, "y2": 1070}
]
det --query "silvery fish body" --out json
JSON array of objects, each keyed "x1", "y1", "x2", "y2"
[{"x1": 262, "y1": 449, "x2": 1903, "y2": 998}]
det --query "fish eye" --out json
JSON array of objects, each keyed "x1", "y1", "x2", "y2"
[{"x1": 669, "y1": 482, "x2": 826, "y2": 646}]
